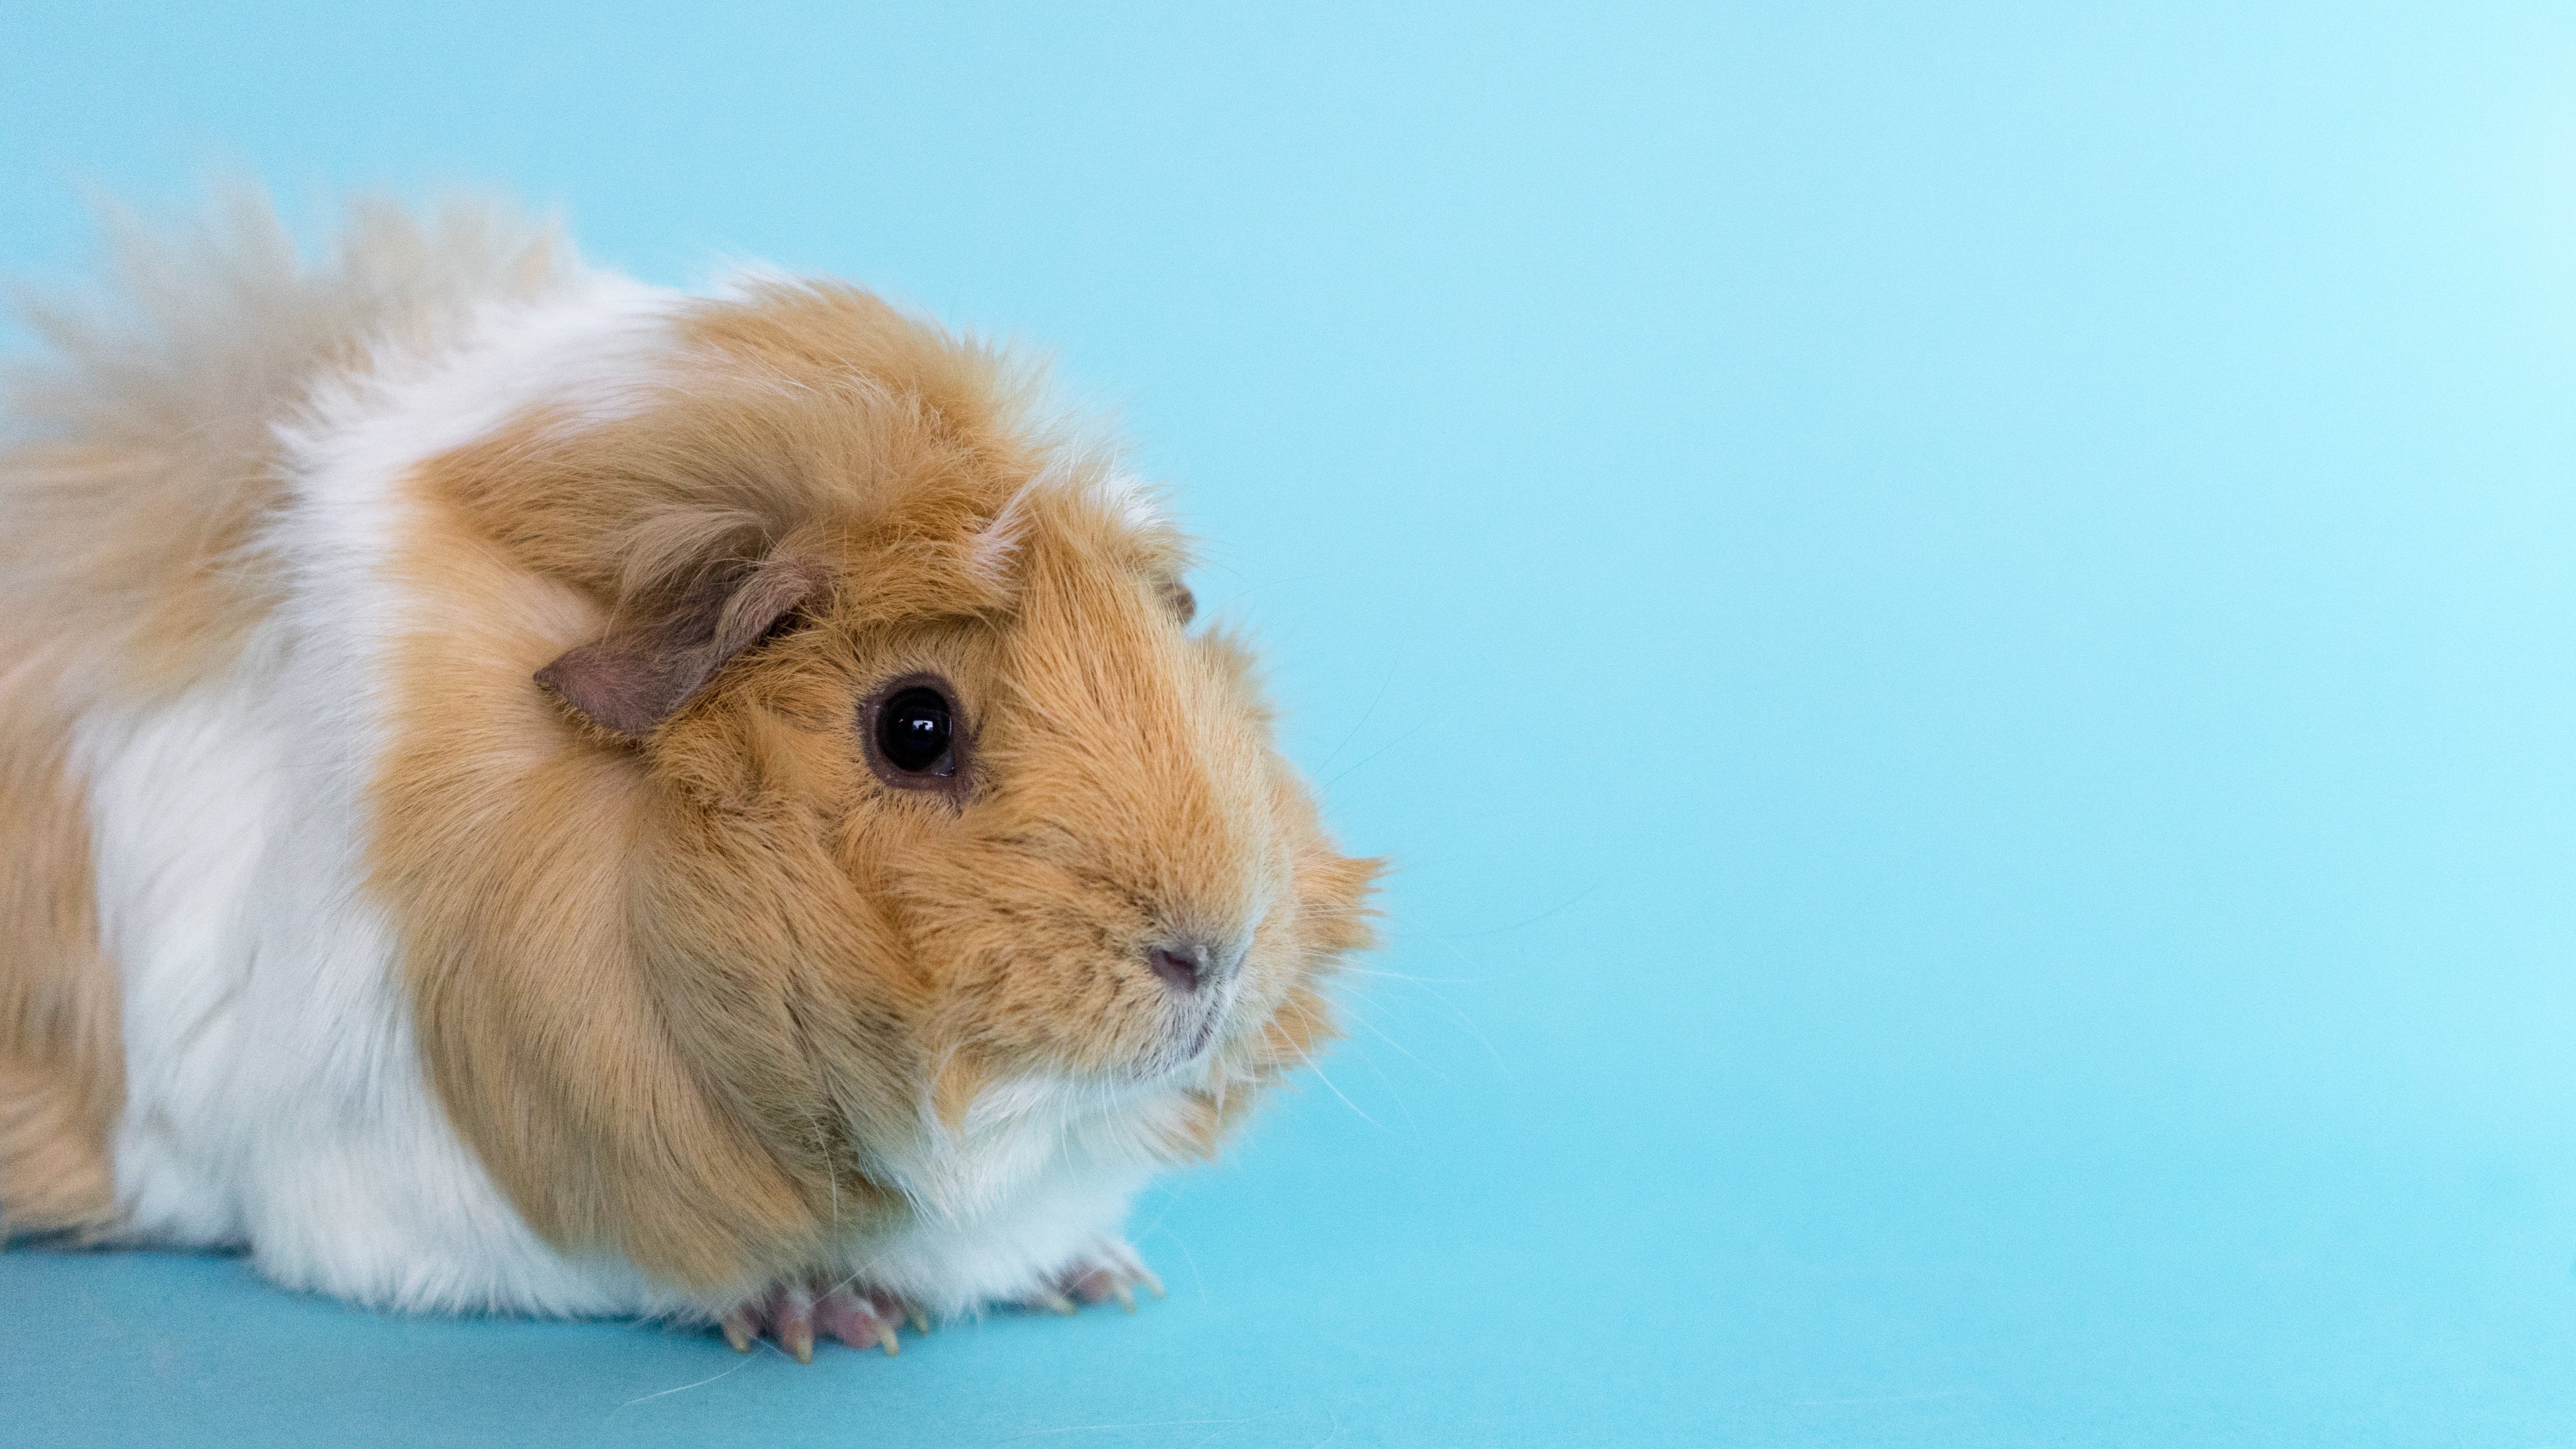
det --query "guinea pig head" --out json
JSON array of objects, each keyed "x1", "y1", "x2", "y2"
[
  {"x1": 626, "y1": 479, "x2": 1347, "y2": 1119},
  {"x1": 392, "y1": 281, "x2": 1375, "y2": 1299}
]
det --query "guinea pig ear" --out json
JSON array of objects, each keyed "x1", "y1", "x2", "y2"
[{"x1": 535, "y1": 552, "x2": 825, "y2": 739}]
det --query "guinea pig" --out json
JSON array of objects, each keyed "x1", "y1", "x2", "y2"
[{"x1": 0, "y1": 192, "x2": 1376, "y2": 1359}]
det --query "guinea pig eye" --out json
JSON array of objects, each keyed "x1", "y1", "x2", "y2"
[
  {"x1": 877, "y1": 688, "x2": 953, "y2": 772},
  {"x1": 868, "y1": 681, "x2": 961, "y2": 784}
]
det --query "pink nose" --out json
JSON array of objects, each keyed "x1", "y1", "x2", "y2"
[{"x1": 1147, "y1": 943, "x2": 1208, "y2": 992}]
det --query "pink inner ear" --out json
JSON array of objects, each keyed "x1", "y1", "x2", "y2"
[{"x1": 535, "y1": 554, "x2": 821, "y2": 738}]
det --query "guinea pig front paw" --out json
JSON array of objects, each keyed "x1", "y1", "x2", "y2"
[
  {"x1": 718, "y1": 1276, "x2": 917, "y2": 1363},
  {"x1": 1018, "y1": 1238, "x2": 1168, "y2": 1316}
]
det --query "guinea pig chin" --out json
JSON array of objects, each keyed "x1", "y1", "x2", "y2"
[{"x1": 1150, "y1": 974, "x2": 1242, "y2": 1079}]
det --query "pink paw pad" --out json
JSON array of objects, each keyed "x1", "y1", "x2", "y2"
[{"x1": 719, "y1": 1278, "x2": 913, "y2": 1363}]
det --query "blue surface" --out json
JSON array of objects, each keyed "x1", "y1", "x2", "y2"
[{"x1": 6, "y1": 3, "x2": 2576, "y2": 1444}]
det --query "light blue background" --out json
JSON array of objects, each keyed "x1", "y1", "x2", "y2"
[{"x1": 5, "y1": 4, "x2": 2575, "y2": 1445}]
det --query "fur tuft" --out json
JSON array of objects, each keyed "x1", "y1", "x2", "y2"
[{"x1": 2, "y1": 185, "x2": 572, "y2": 699}]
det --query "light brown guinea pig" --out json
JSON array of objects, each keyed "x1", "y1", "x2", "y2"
[{"x1": 0, "y1": 192, "x2": 1376, "y2": 1359}]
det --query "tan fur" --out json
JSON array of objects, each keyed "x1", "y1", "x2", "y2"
[
  {"x1": 386, "y1": 280, "x2": 1376, "y2": 1296},
  {"x1": 0, "y1": 694, "x2": 120, "y2": 1237},
  {"x1": 371, "y1": 522, "x2": 861, "y2": 1290},
  {"x1": 0, "y1": 192, "x2": 573, "y2": 1238}
]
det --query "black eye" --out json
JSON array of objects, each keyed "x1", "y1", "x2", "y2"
[{"x1": 874, "y1": 686, "x2": 955, "y2": 775}]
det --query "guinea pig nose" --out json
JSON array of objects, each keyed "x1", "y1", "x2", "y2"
[{"x1": 1146, "y1": 943, "x2": 1209, "y2": 993}]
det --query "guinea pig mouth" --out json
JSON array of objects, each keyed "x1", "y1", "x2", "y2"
[{"x1": 1149, "y1": 987, "x2": 1237, "y2": 1079}]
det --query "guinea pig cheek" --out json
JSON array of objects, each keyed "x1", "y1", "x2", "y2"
[{"x1": 887, "y1": 850, "x2": 1162, "y2": 1081}]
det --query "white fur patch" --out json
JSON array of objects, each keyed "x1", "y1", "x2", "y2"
[{"x1": 857, "y1": 1075, "x2": 1192, "y2": 1317}]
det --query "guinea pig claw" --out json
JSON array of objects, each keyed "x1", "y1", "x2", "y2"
[
  {"x1": 1032, "y1": 1242, "x2": 1162, "y2": 1316},
  {"x1": 721, "y1": 1314, "x2": 754, "y2": 1354},
  {"x1": 780, "y1": 1282, "x2": 820, "y2": 1363},
  {"x1": 906, "y1": 1305, "x2": 932, "y2": 1335}
]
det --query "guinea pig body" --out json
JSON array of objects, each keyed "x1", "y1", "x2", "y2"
[{"x1": 0, "y1": 196, "x2": 1374, "y2": 1350}]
